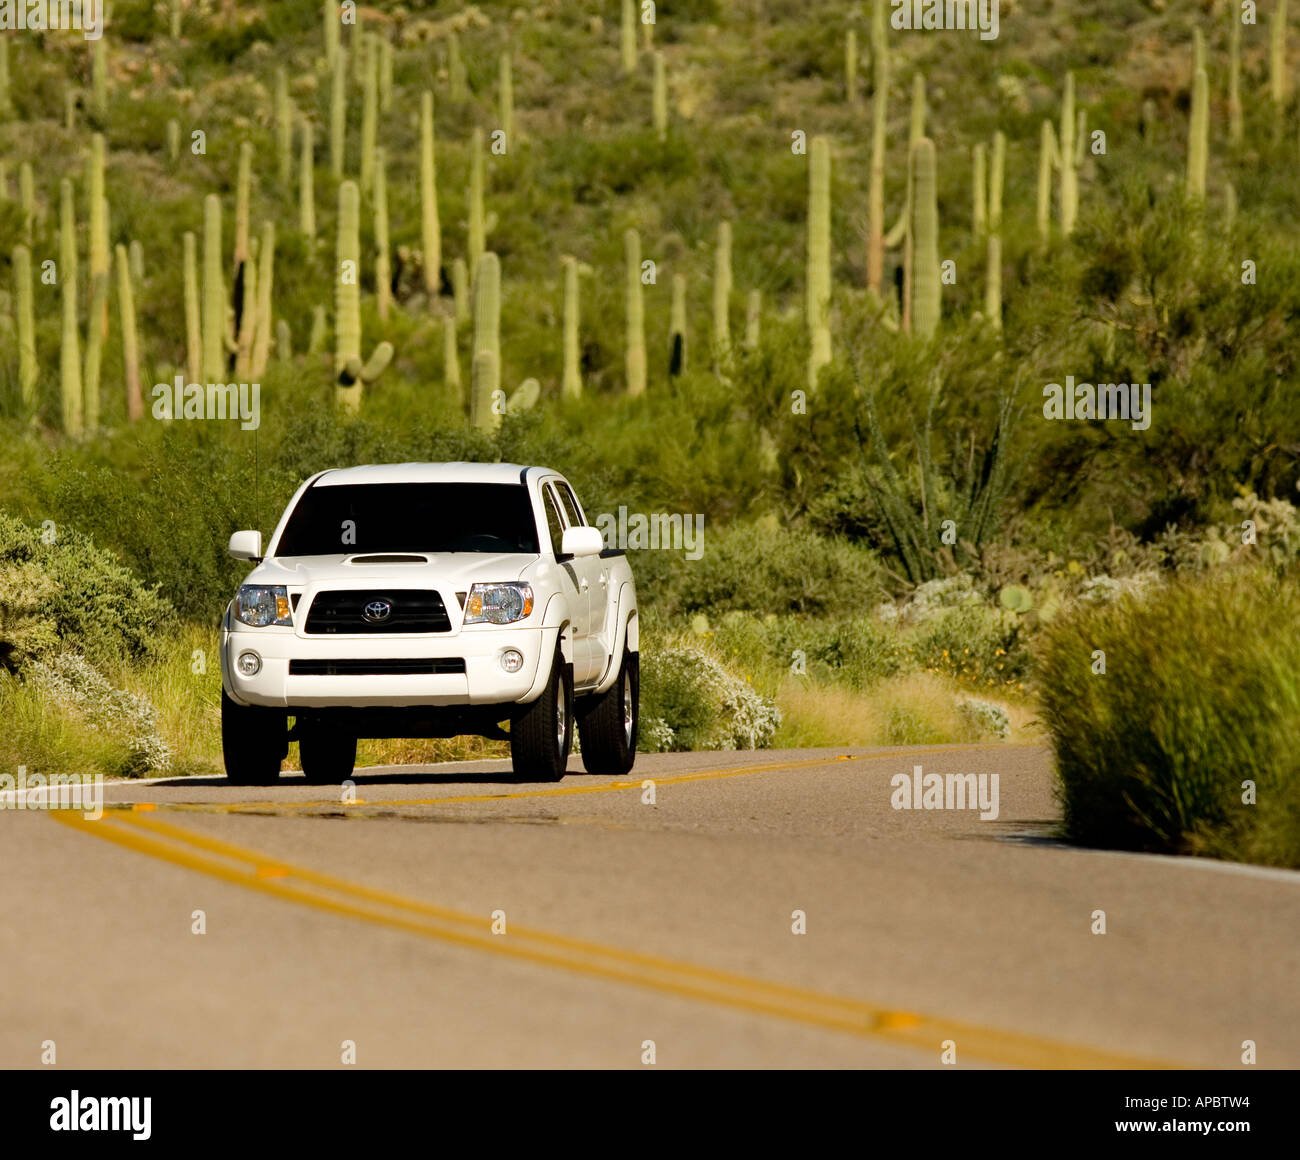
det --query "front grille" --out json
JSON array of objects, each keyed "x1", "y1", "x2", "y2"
[
  {"x1": 303, "y1": 589, "x2": 452, "y2": 634},
  {"x1": 289, "y1": 658, "x2": 466, "y2": 676}
]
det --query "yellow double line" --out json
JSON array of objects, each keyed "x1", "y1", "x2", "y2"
[{"x1": 49, "y1": 751, "x2": 1176, "y2": 1068}]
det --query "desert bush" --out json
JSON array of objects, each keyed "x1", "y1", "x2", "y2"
[{"x1": 1038, "y1": 566, "x2": 1300, "y2": 866}]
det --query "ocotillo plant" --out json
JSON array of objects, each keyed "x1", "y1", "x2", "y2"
[
  {"x1": 251, "y1": 222, "x2": 276, "y2": 378},
  {"x1": 275, "y1": 67, "x2": 293, "y2": 185},
  {"x1": 83, "y1": 270, "x2": 108, "y2": 430},
  {"x1": 116, "y1": 244, "x2": 143, "y2": 421},
  {"x1": 202, "y1": 193, "x2": 226, "y2": 384},
  {"x1": 806, "y1": 136, "x2": 831, "y2": 387},
  {"x1": 1188, "y1": 59, "x2": 1209, "y2": 200},
  {"x1": 468, "y1": 126, "x2": 486, "y2": 277},
  {"x1": 624, "y1": 228, "x2": 646, "y2": 397},
  {"x1": 374, "y1": 148, "x2": 391, "y2": 322},
  {"x1": 444, "y1": 314, "x2": 462, "y2": 404},
  {"x1": 1229, "y1": 11, "x2": 1243, "y2": 146},
  {"x1": 744, "y1": 289, "x2": 761, "y2": 351},
  {"x1": 845, "y1": 28, "x2": 858, "y2": 103},
  {"x1": 330, "y1": 50, "x2": 346, "y2": 179},
  {"x1": 911, "y1": 138, "x2": 940, "y2": 341},
  {"x1": 300, "y1": 119, "x2": 316, "y2": 243},
  {"x1": 1059, "y1": 73, "x2": 1078, "y2": 236},
  {"x1": 13, "y1": 244, "x2": 37, "y2": 417},
  {"x1": 985, "y1": 131, "x2": 1005, "y2": 332},
  {"x1": 653, "y1": 52, "x2": 668, "y2": 140},
  {"x1": 335, "y1": 181, "x2": 393, "y2": 408},
  {"x1": 621, "y1": 0, "x2": 637, "y2": 75},
  {"x1": 448, "y1": 32, "x2": 468, "y2": 101},
  {"x1": 472, "y1": 250, "x2": 502, "y2": 377},
  {"x1": 360, "y1": 33, "x2": 378, "y2": 192},
  {"x1": 669, "y1": 273, "x2": 687, "y2": 376},
  {"x1": 499, "y1": 50, "x2": 514, "y2": 147},
  {"x1": 470, "y1": 350, "x2": 500, "y2": 432},
  {"x1": 713, "y1": 220, "x2": 732, "y2": 356},
  {"x1": 59, "y1": 179, "x2": 82, "y2": 436},
  {"x1": 420, "y1": 91, "x2": 441, "y2": 300},
  {"x1": 561, "y1": 255, "x2": 581, "y2": 398},
  {"x1": 183, "y1": 230, "x2": 201, "y2": 382}
]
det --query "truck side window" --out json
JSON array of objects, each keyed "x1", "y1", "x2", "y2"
[
  {"x1": 543, "y1": 486, "x2": 566, "y2": 557},
  {"x1": 557, "y1": 482, "x2": 585, "y2": 528}
]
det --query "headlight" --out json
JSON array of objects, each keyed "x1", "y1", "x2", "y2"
[
  {"x1": 464, "y1": 583, "x2": 534, "y2": 625},
  {"x1": 234, "y1": 585, "x2": 293, "y2": 627}
]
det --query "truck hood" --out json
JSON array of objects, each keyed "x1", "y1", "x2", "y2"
[{"x1": 241, "y1": 551, "x2": 540, "y2": 589}]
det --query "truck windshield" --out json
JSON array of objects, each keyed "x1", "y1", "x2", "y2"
[{"x1": 274, "y1": 482, "x2": 540, "y2": 556}]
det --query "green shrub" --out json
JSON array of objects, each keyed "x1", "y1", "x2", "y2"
[
  {"x1": 0, "y1": 513, "x2": 174, "y2": 670},
  {"x1": 1039, "y1": 567, "x2": 1300, "y2": 865}
]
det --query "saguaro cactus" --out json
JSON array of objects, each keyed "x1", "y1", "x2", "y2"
[
  {"x1": 985, "y1": 131, "x2": 1005, "y2": 332},
  {"x1": 91, "y1": 36, "x2": 107, "y2": 120},
  {"x1": 806, "y1": 136, "x2": 831, "y2": 387},
  {"x1": 88, "y1": 134, "x2": 108, "y2": 335},
  {"x1": 713, "y1": 220, "x2": 732, "y2": 356},
  {"x1": 116, "y1": 244, "x2": 143, "y2": 421},
  {"x1": 452, "y1": 257, "x2": 470, "y2": 324},
  {"x1": 374, "y1": 148, "x2": 391, "y2": 322},
  {"x1": 910, "y1": 138, "x2": 940, "y2": 341},
  {"x1": 499, "y1": 50, "x2": 514, "y2": 146},
  {"x1": 472, "y1": 250, "x2": 501, "y2": 373},
  {"x1": 19, "y1": 161, "x2": 33, "y2": 243},
  {"x1": 1059, "y1": 73, "x2": 1078, "y2": 236},
  {"x1": 83, "y1": 268, "x2": 108, "y2": 429},
  {"x1": 621, "y1": 0, "x2": 637, "y2": 75},
  {"x1": 379, "y1": 37, "x2": 393, "y2": 113},
  {"x1": 330, "y1": 50, "x2": 346, "y2": 179},
  {"x1": 420, "y1": 91, "x2": 441, "y2": 300},
  {"x1": 669, "y1": 272, "x2": 687, "y2": 376},
  {"x1": 360, "y1": 33, "x2": 378, "y2": 192},
  {"x1": 470, "y1": 350, "x2": 500, "y2": 432},
  {"x1": 235, "y1": 235, "x2": 258, "y2": 378},
  {"x1": 448, "y1": 32, "x2": 468, "y2": 101},
  {"x1": 1272, "y1": 0, "x2": 1290, "y2": 111},
  {"x1": 299, "y1": 119, "x2": 316, "y2": 242},
  {"x1": 335, "y1": 181, "x2": 393, "y2": 407},
  {"x1": 202, "y1": 193, "x2": 226, "y2": 384},
  {"x1": 251, "y1": 221, "x2": 276, "y2": 378},
  {"x1": 652, "y1": 51, "x2": 668, "y2": 140},
  {"x1": 744, "y1": 289, "x2": 761, "y2": 351},
  {"x1": 13, "y1": 244, "x2": 37, "y2": 417},
  {"x1": 323, "y1": 0, "x2": 339, "y2": 72},
  {"x1": 866, "y1": 0, "x2": 889, "y2": 296},
  {"x1": 561, "y1": 255, "x2": 581, "y2": 398},
  {"x1": 845, "y1": 28, "x2": 858, "y2": 103},
  {"x1": 972, "y1": 143, "x2": 987, "y2": 238},
  {"x1": 1037, "y1": 119, "x2": 1058, "y2": 247},
  {"x1": 183, "y1": 230, "x2": 201, "y2": 383},
  {"x1": 1188, "y1": 61, "x2": 1209, "y2": 200},
  {"x1": 624, "y1": 228, "x2": 646, "y2": 396},
  {"x1": 468, "y1": 126, "x2": 485, "y2": 276},
  {"x1": 0, "y1": 35, "x2": 12, "y2": 117},
  {"x1": 1229, "y1": 11, "x2": 1243, "y2": 146},
  {"x1": 275, "y1": 67, "x2": 293, "y2": 185},
  {"x1": 444, "y1": 313, "x2": 462, "y2": 403},
  {"x1": 59, "y1": 179, "x2": 83, "y2": 436},
  {"x1": 234, "y1": 140, "x2": 253, "y2": 271}
]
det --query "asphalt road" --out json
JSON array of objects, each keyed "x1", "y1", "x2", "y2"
[{"x1": 2, "y1": 745, "x2": 1297, "y2": 1069}]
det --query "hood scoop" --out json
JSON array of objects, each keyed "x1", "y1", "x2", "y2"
[{"x1": 345, "y1": 554, "x2": 431, "y2": 565}]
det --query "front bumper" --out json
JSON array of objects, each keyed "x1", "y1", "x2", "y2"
[{"x1": 222, "y1": 623, "x2": 554, "y2": 708}]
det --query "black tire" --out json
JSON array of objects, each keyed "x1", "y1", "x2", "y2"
[
  {"x1": 577, "y1": 650, "x2": 638, "y2": 775},
  {"x1": 298, "y1": 720, "x2": 357, "y2": 784},
  {"x1": 221, "y1": 689, "x2": 287, "y2": 786},
  {"x1": 511, "y1": 646, "x2": 573, "y2": 782}
]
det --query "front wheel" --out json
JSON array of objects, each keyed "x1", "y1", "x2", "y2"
[
  {"x1": 577, "y1": 650, "x2": 638, "y2": 775},
  {"x1": 298, "y1": 720, "x2": 357, "y2": 784},
  {"x1": 221, "y1": 689, "x2": 287, "y2": 785},
  {"x1": 510, "y1": 646, "x2": 573, "y2": 782}
]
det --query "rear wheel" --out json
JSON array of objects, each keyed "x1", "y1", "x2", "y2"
[
  {"x1": 577, "y1": 650, "x2": 638, "y2": 775},
  {"x1": 511, "y1": 646, "x2": 573, "y2": 782},
  {"x1": 221, "y1": 690, "x2": 287, "y2": 786},
  {"x1": 298, "y1": 719, "x2": 357, "y2": 784}
]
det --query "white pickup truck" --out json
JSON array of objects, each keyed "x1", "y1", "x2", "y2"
[{"x1": 219, "y1": 462, "x2": 639, "y2": 784}]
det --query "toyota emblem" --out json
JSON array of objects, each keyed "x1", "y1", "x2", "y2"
[{"x1": 362, "y1": 599, "x2": 392, "y2": 622}]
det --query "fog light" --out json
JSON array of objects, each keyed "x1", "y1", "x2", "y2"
[
  {"x1": 500, "y1": 648, "x2": 524, "y2": 673},
  {"x1": 237, "y1": 650, "x2": 262, "y2": 676}
]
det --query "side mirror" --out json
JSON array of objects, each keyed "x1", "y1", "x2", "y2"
[
  {"x1": 560, "y1": 525, "x2": 604, "y2": 560},
  {"x1": 228, "y1": 530, "x2": 263, "y2": 562}
]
